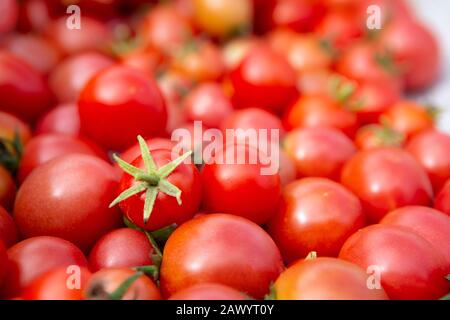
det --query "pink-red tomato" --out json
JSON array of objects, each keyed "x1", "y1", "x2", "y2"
[
  {"x1": 169, "y1": 283, "x2": 248, "y2": 300},
  {"x1": 0, "y1": 0, "x2": 18, "y2": 34},
  {"x1": 35, "y1": 103, "x2": 80, "y2": 137},
  {"x1": 0, "y1": 206, "x2": 18, "y2": 248},
  {"x1": 435, "y1": 180, "x2": 450, "y2": 216}
]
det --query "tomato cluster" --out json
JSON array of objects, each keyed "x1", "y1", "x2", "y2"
[{"x1": 0, "y1": 0, "x2": 449, "y2": 301}]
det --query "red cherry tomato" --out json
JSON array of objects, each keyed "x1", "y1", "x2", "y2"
[
  {"x1": 14, "y1": 154, "x2": 123, "y2": 251},
  {"x1": 22, "y1": 267, "x2": 92, "y2": 300},
  {"x1": 1, "y1": 236, "x2": 88, "y2": 298},
  {"x1": 0, "y1": 51, "x2": 52, "y2": 122},
  {"x1": 406, "y1": 130, "x2": 450, "y2": 193},
  {"x1": 169, "y1": 283, "x2": 248, "y2": 300},
  {"x1": 201, "y1": 144, "x2": 281, "y2": 225},
  {"x1": 78, "y1": 66, "x2": 167, "y2": 151},
  {"x1": 35, "y1": 104, "x2": 80, "y2": 137},
  {"x1": 0, "y1": 206, "x2": 18, "y2": 248},
  {"x1": 120, "y1": 46, "x2": 162, "y2": 78},
  {"x1": 0, "y1": 111, "x2": 32, "y2": 145},
  {"x1": 284, "y1": 127, "x2": 356, "y2": 180},
  {"x1": 230, "y1": 44, "x2": 298, "y2": 113},
  {"x1": 183, "y1": 83, "x2": 233, "y2": 129},
  {"x1": 435, "y1": 180, "x2": 450, "y2": 216},
  {"x1": 0, "y1": 0, "x2": 18, "y2": 33},
  {"x1": 84, "y1": 268, "x2": 161, "y2": 300},
  {"x1": 17, "y1": 134, "x2": 102, "y2": 184},
  {"x1": 341, "y1": 147, "x2": 433, "y2": 222},
  {"x1": 354, "y1": 124, "x2": 405, "y2": 150},
  {"x1": 381, "y1": 206, "x2": 450, "y2": 272},
  {"x1": 89, "y1": 228, "x2": 154, "y2": 272},
  {"x1": 339, "y1": 224, "x2": 448, "y2": 300},
  {"x1": 49, "y1": 52, "x2": 114, "y2": 103},
  {"x1": 160, "y1": 214, "x2": 284, "y2": 299},
  {"x1": 0, "y1": 166, "x2": 16, "y2": 211},
  {"x1": 274, "y1": 257, "x2": 388, "y2": 300},
  {"x1": 268, "y1": 178, "x2": 365, "y2": 263},
  {"x1": 272, "y1": 0, "x2": 325, "y2": 33}
]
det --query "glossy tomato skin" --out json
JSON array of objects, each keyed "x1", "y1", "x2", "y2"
[
  {"x1": 274, "y1": 257, "x2": 388, "y2": 300},
  {"x1": 229, "y1": 44, "x2": 298, "y2": 114},
  {"x1": 0, "y1": 206, "x2": 18, "y2": 248},
  {"x1": 119, "y1": 149, "x2": 202, "y2": 231},
  {"x1": 268, "y1": 178, "x2": 365, "y2": 263},
  {"x1": 22, "y1": 267, "x2": 92, "y2": 300},
  {"x1": 339, "y1": 225, "x2": 448, "y2": 300},
  {"x1": 0, "y1": 236, "x2": 88, "y2": 299},
  {"x1": 283, "y1": 127, "x2": 356, "y2": 180},
  {"x1": 84, "y1": 268, "x2": 161, "y2": 300},
  {"x1": 169, "y1": 283, "x2": 247, "y2": 300},
  {"x1": 201, "y1": 144, "x2": 281, "y2": 225},
  {"x1": 435, "y1": 180, "x2": 450, "y2": 216},
  {"x1": 160, "y1": 214, "x2": 284, "y2": 299},
  {"x1": 14, "y1": 154, "x2": 123, "y2": 251},
  {"x1": 406, "y1": 130, "x2": 450, "y2": 193},
  {"x1": 78, "y1": 66, "x2": 167, "y2": 151},
  {"x1": 341, "y1": 147, "x2": 433, "y2": 223},
  {"x1": 89, "y1": 228, "x2": 153, "y2": 272},
  {"x1": 381, "y1": 206, "x2": 450, "y2": 272},
  {"x1": 35, "y1": 104, "x2": 80, "y2": 137},
  {"x1": 0, "y1": 166, "x2": 16, "y2": 210},
  {"x1": 17, "y1": 134, "x2": 101, "y2": 184},
  {"x1": 0, "y1": 51, "x2": 52, "y2": 122}
]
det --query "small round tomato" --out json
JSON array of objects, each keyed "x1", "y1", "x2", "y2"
[
  {"x1": 0, "y1": 111, "x2": 32, "y2": 144},
  {"x1": 119, "y1": 45, "x2": 162, "y2": 78},
  {"x1": 0, "y1": 0, "x2": 18, "y2": 34},
  {"x1": 183, "y1": 83, "x2": 233, "y2": 129},
  {"x1": 0, "y1": 166, "x2": 16, "y2": 210},
  {"x1": 89, "y1": 228, "x2": 154, "y2": 272},
  {"x1": 14, "y1": 154, "x2": 123, "y2": 251},
  {"x1": 160, "y1": 214, "x2": 284, "y2": 299},
  {"x1": 0, "y1": 206, "x2": 18, "y2": 248},
  {"x1": 274, "y1": 257, "x2": 388, "y2": 300},
  {"x1": 201, "y1": 144, "x2": 281, "y2": 225},
  {"x1": 355, "y1": 124, "x2": 405, "y2": 150},
  {"x1": 0, "y1": 51, "x2": 52, "y2": 122},
  {"x1": 169, "y1": 283, "x2": 248, "y2": 300},
  {"x1": 1, "y1": 236, "x2": 88, "y2": 298},
  {"x1": 268, "y1": 178, "x2": 364, "y2": 263},
  {"x1": 341, "y1": 147, "x2": 433, "y2": 222},
  {"x1": 17, "y1": 134, "x2": 102, "y2": 183},
  {"x1": 339, "y1": 224, "x2": 448, "y2": 300},
  {"x1": 78, "y1": 66, "x2": 167, "y2": 151},
  {"x1": 222, "y1": 37, "x2": 260, "y2": 71},
  {"x1": 272, "y1": 0, "x2": 325, "y2": 33},
  {"x1": 406, "y1": 130, "x2": 450, "y2": 193},
  {"x1": 435, "y1": 180, "x2": 450, "y2": 216},
  {"x1": 22, "y1": 267, "x2": 92, "y2": 300},
  {"x1": 381, "y1": 206, "x2": 450, "y2": 272},
  {"x1": 284, "y1": 127, "x2": 356, "y2": 180},
  {"x1": 35, "y1": 104, "x2": 80, "y2": 137},
  {"x1": 113, "y1": 144, "x2": 202, "y2": 231},
  {"x1": 84, "y1": 268, "x2": 161, "y2": 300},
  {"x1": 193, "y1": 0, "x2": 252, "y2": 38},
  {"x1": 49, "y1": 52, "x2": 114, "y2": 103},
  {"x1": 381, "y1": 101, "x2": 434, "y2": 139},
  {"x1": 283, "y1": 94, "x2": 359, "y2": 137},
  {"x1": 230, "y1": 44, "x2": 298, "y2": 113}
]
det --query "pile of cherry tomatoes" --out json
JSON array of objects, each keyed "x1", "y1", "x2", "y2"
[{"x1": 0, "y1": 0, "x2": 449, "y2": 300}]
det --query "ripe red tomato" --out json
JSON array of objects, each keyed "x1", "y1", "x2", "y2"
[
  {"x1": 0, "y1": 0, "x2": 18, "y2": 34},
  {"x1": 339, "y1": 224, "x2": 448, "y2": 300},
  {"x1": 0, "y1": 111, "x2": 32, "y2": 145},
  {"x1": 381, "y1": 101, "x2": 435, "y2": 139},
  {"x1": 89, "y1": 228, "x2": 154, "y2": 272},
  {"x1": 283, "y1": 94, "x2": 359, "y2": 137},
  {"x1": 229, "y1": 44, "x2": 298, "y2": 113},
  {"x1": 17, "y1": 134, "x2": 102, "y2": 184},
  {"x1": 272, "y1": 0, "x2": 325, "y2": 33},
  {"x1": 115, "y1": 148, "x2": 202, "y2": 231},
  {"x1": 284, "y1": 127, "x2": 356, "y2": 180},
  {"x1": 22, "y1": 267, "x2": 92, "y2": 300},
  {"x1": 202, "y1": 144, "x2": 281, "y2": 225},
  {"x1": 84, "y1": 268, "x2": 161, "y2": 300},
  {"x1": 268, "y1": 178, "x2": 364, "y2": 263},
  {"x1": 0, "y1": 236, "x2": 88, "y2": 298},
  {"x1": 49, "y1": 52, "x2": 114, "y2": 103},
  {"x1": 14, "y1": 154, "x2": 123, "y2": 251},
  {"x1": 160, "y1": 214, "x2": 284, "y2": 299},
  {"x1": 223, "y1": 37, "x2": 260, "y2": 71},
  {"x1": 169, "y1": 283, "x2": 247, "y2": 300},
  {"x1": 0, "y1": 206, "x2": 18, "y2": 248},
  {"x1": 78, "y1": 66, "x2": 167, "y2": 151},
  {"x1": 35, "y1": 103, "x2": 80, "y2": 137},
  {"x1": 0, "y1": 51, "x2": 52, "y2": 122},
  {"x1": 183, "y1": 83, "x2": 233, "y2": 129},
  {"x1": 355, "y1": 124, "x2": 405, "y2": 150},
  {"x1": 341, "y1": 147, "x2": 433, "y2": 222},
  {"x1": 0, "y1": 166, "x2": 16, "y2": 210},
  {"x1": 119, "y1": 46, "x2": 162, "y2": 78},
  {"x1": 381, "y1": 206, "x2": 450, "y2": 272},
  {"x1": 435, "y1": 180, "x2": 450, "y2": 216},
  {"x1": 406, "y1": 130, "x2": 450, "y2": 193},
  {"x1": 379, "y1": 17, "x2": 440, "y2": 91},
  {"x1": 274, "y1": 257, "x2": 388, "y2": 300}
]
